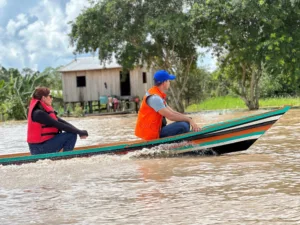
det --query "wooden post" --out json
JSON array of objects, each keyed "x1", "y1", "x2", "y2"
[
  {"x1": 98, "y1": 100, "x2": 101, "y2": 113},
  {"x1": 89, "y1": 101, "x2": 93, "y2": 113},
  {"x1": 64, "y1": 103, "x2": 67, "y2": 114}
]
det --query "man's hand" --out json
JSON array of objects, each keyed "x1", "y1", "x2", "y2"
[{"x1": 189, "y1": 119, "x2": 201, "y2": 132}]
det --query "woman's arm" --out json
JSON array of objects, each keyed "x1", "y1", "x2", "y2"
[
  {"x1": 32, "y1": 110, "x2": 88, "y2": 136},
  {"x1": 57, "y1": 117, "x2": 77, "y2": 129}
]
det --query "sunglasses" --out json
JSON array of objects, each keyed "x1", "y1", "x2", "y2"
[{"x1": 46, "y1": 94, "x2": 53, "y2": 98}]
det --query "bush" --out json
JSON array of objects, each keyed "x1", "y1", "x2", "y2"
[
  {"x1": 73, "y1": 104, "x2": 84, "y2": 117},
  {"x1": 6, "y1": 99, "x2": 26, "y2": 120}
]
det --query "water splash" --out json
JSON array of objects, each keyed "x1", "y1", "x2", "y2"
[{"x1": 127, "y1": 141, "x2": 217, "y2": 159}]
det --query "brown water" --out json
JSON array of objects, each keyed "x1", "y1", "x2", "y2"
[{"x1": 0, "y1": 109, "x2": 299, "y2": 225}]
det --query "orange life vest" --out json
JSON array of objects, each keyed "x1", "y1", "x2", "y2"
[
  {"x1": 135, "y1": 86, "x2": 167, "y2": 140},
  {"x1": 27, "y1": 98, "x2": 59, "y2": 144}
]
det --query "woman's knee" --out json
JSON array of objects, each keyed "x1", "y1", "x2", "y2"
[
  {"x1": 63, "y1": 133, "x2": 77, "y2": 151},
  {"x1": 63, "y1": 133, "x2": 77, "y2": 147}
]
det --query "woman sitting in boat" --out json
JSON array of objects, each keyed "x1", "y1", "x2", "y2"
[
  {"x1": 27, "y1": 87, "x2": 88, "y2": 155},
  {"x1": 135, "y1": 70, "x2": 200, "y2": 140}
]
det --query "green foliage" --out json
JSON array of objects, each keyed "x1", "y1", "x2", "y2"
[
  {"x1": 186, "y1": 96, "x2": 247, "y2": 111},
  {"x1": 209, "y1": 70, "x2": 230, "y2": 97},
  {"x1": 39, "y1": 67, "x2": 63, "y2": 90},
  {"x1": 0, "y1": 66, "x2": 9, "y2": 82},
  {"x1": 11, "y1": 68, "x2": 49, "y2": 119},
  {"x1": 0, "y1": 80, "x2": 6, "y2": 101},
  {"x1": 191, "y1": 0, "x2": 300, "y2": 109},
  {"x1": 71, "y1": 0, "x2": 198, "y2": 67},
  {"x1": 180, "y1": 67, "x2": 216, "y2": 105},
  {"x1": 6, "y1": 99, "x2": 26, "y2": 120},
  {"x1": 56, "y1": 106, "x2": 66, "y2": 117},
  {"x1": 0, "y1": 66, "x2": 63, "y2": 120},
  {"x1": 259, "y1": 97, "x2": 300, "y2": 107},
  {"x1": 73, "y1": 104, "x2": 84, "y2": 117},
  {"x1": 186, "y1": 96, "x2": 300, "y2": 111},
  {"x1": 259, "y1": 72, "x2": 297, "y2": 97}
]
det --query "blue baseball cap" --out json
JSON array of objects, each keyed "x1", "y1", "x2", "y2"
[{"x1": 153, "y1": 70, "x2": 176, "y2": 85}]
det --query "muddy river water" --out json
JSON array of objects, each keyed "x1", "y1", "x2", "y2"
[{"x1": 0, "y1": 109, "x2": 299, "y2": 224}]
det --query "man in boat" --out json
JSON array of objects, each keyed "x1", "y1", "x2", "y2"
[
  {"x1": 135, "y1": 70, "x2": 200, "y2": 140},
  {"x1": 27, "y1": 87, "x2": 88, "y2": 155}
]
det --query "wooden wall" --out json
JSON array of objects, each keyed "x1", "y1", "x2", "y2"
[
  {"x1": 62, "y1": 67, "x2": 154, "y2": 102},
  {"x1": 130, "y1": 66, "x2": 154, "y2": 98}
]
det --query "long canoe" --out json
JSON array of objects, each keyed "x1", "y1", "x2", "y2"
[{"x1": 0, "y1": 106, "x2": 290, "y2": 166}]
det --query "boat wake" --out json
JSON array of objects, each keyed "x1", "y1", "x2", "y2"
[{"x1": 127, "y1": 141, "x2": 217, "y2": 159}]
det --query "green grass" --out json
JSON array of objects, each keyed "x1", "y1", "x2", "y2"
[
  {"x1": 259, "y1": 97, "x2": 300, "y2": 108},
  {"x1": 186, "y1": 96, "x2": 300, "y2": 112}
]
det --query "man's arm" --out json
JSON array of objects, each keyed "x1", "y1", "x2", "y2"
[
  {"x1": 158, "y1": 107, "x2": 200, "y2": 132},
  {"x1": 166, "y1": 105, "x2": 185, "y2": 116},
  {"x1": 147, "y1": 95, "x2": 200, "y2": 132}
]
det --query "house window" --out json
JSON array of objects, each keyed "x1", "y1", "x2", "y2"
[
  {"x1": 142, "y1": 72, "x2": 147, "y2": 83},
  {"x1": 77, "y1": 76, "x2": 86, "y2": 87}
]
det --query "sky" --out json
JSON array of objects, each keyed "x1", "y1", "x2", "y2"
[{"x1": 0, "y1": 0, "x2": 217, "y2": 72}]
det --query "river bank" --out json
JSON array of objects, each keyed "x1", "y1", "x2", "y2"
[
  {"x1": 1, "y1": 96, "x2": 299, "y2": 122},
  {"x1": 186, "y1": 96, "x2": 300, "y2": 112},
  {"x1": 1, "y1": 104, "x2": 299, "y2": 125}
]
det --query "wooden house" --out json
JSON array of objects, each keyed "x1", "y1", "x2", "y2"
[{"x1": 59, "y1": 56, "x2": 154, "y2": 112}]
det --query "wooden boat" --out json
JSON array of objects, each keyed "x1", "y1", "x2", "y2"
[{"x1": 0, "y1": 106, "x2": 290, "y2": 166}]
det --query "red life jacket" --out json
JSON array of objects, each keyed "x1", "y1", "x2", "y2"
[
  {"x1": 135, "y1": 86, "x2": 167, "y2": 140},
  {"x1": 27, "y1": 98, "x2": 59, "y2": 144}
]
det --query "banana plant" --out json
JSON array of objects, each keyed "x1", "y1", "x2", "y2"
[{"x1": 12, "y1": 71, "x2": 48, "y2": 119}]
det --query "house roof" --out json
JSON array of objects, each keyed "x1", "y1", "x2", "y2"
[{"x1": 59, "y1": 56, "x2": 122, "y2": 72}]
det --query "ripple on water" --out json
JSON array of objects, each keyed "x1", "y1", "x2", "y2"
[{"x1": 0, "y1": 110, "x2": 300, "y2": 224}]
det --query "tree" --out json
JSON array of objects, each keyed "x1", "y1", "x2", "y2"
[
  {"x1": 39, "y1": 67, "x2": 63, "y2": 90},
  {"x1": 0, "y1": 66, "x2": 9, "y2": 82},
  {"x1": 0, "y1": 68, "x2": 48, "y2": 120},
  {"x1": 0, "y1": 65, "x2": 64, "y2": 120},
  {"x1": 70, "y1": 0, "x2": 200, "y2": 112},
  {"x1": 209, "y1": 69, "x2": 230, "y2": 97},
  {"x1": 0, "y1": 80, "x2": 5, "y2": 101},
  {"x1": 259, "y1": 71, "x2": 297, "y2": 97},
  {"x1": 181, "y1": 67, "x2": 213, "y2": 105},
  {"x1": 191, "y1": 0, "x2": 300, "y2": 109}
]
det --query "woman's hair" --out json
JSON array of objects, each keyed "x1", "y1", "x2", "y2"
[{"x1": 32, "y1": 87, "x2": 50, "y2": 100}]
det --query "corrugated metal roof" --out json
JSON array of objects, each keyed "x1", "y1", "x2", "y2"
[{"x1": 59, "y1": 56, "x2": 122, "y2": 72}]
